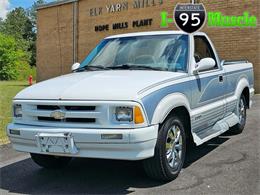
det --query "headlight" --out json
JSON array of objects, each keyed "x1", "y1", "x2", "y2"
[
  {"x1": 115, "y1": 106, "x2": 145, "y2": 124},
  {"x1": 115, "y1": 107, "x2": 133, "y2": 122},
  {"x1": 13, "y1": 104, "x2": 22, "y2": 118}
]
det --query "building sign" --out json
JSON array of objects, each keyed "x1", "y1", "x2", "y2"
[
  {"x1": 91, "y1": 0, "x2": 162, "y2": 32},
  {"x1": 95, "y1": 19, "x2": 153, "y2": 32},
  {"x1": 90, "y1": 0, "x2": 163, "y2": 16}
]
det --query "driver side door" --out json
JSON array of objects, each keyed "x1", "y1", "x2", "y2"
[{"x1": 191, "y1": 35, "x2": 226, "y2": 139}]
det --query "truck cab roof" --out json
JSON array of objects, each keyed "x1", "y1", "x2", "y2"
[{"x1": 105, "y1": 31, "x2": 207, "y2": 39}]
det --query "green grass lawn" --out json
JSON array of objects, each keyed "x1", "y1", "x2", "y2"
[{"x1": 0, "y1": 81, "x2": 29, "y2": 145}]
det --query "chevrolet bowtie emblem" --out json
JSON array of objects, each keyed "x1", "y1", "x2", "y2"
[{"x1": 50, "y1": 110, "x2": 66, "y2": 120}]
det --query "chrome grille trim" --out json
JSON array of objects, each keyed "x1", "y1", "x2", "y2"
[
  {"x1": 15, "y1": 101, "x2": 107, "y2": 128},
  {"x1": 12, "y1": 100, "x2": 148, "y2": 129}
]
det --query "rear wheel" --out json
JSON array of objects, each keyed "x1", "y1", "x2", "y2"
[
  {"x1": 143, "y1": 114, "x2": 186, "y2": 181},
  {"x1": 230, "y1": 94, "x2": 247, "y2": 134},
  {"x1": 30, "y1": 153, "x2": 71, "y2": 169}
]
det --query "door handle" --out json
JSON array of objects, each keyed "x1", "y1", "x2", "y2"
[{"x1": 219, "y1": 75, "x2": 224, "y2": 82}]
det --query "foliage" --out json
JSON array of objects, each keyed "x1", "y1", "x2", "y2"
[
  {"x1": 0, "y1": 0, "x2": 46, "y2": 80},
  {"x1": 0, "y1": 33, "x2": 31, "y2": 80},
  {"x1": 1, "y1": 8, "x2": 33, "y2": 42},
  {"x1": 28, "y1": 0, "x2": 46, "y2": 30},
  {"x1": 17, "y1": 66, "x2": 36, "y2": 81},
  {"x1": 27, "y1": 0, "x2": 46, "y2": 66},
  {"x1": 1, "y1": 7, "x2": 33, "y2": 66},
  {"x1": 0, "y1": 81, "x2": 29, "y2": 144}
]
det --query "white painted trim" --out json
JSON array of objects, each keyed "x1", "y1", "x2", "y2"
[
  {"x1": 192, "y1": 113, "x2": 239, "y2": 145},
  {"x1": 234, "y1": 78, "x2": 250, "y2": 99},
  {"x1": 151, "y1": 93, "x2": 191, "y2": 124},
  {"x1": 12, "y1": 100, "x2": 149, "y2": 129},
  {"x1": 7, "y1": 123, "x2": 158, "y2": 160}
]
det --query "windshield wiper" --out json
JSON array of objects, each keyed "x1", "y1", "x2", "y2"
[
  {"x1": 107, "y1": 64, "x2": 163, "y2": 71},
  {"x1": 76, "y1": 64, "x2": 164, "y2": 72},
  {"x1": 131, "y1": 65, "x2": 164, "y2": 71},
  {"x1": 75, "y1": 65, "x2": 110, "y2": 72}
]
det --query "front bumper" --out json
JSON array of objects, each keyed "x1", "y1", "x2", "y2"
[{"x1": 7, "y1": 123, "x2": 158, "y2": 160}]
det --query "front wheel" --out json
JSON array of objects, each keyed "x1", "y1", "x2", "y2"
[
  {"x1": 143, "y1": 114, "x2": 186, "y2": 181},
  {"x1": 30, "y1": 153, "x2": 72, "y2": 169}
]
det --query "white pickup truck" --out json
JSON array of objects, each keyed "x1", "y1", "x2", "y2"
[{"x1": 7, "y1": 31, "x2": 254, "y2": 181}]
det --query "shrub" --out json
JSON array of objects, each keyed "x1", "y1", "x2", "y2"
[
  {"x1": 0, "y1": 33, "x2": 31, "y2": 80},
  {"x1": 17, "y1": 66, "x2": 36, "y2": 81}
]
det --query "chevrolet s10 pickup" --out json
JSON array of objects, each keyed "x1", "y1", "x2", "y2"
[{"x1": 7, "y1": 31, "x2": 254, "y2": 181}]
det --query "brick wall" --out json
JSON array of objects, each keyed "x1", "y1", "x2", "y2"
[
  {"x1": 37, "y1": 0, "x2": 260, "y2": 93},
  {"x1": 37, "y1": 3, "x2": 74, "y2": 81}
]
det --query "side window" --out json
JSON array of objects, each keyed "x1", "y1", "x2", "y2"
[{"x1": 194, "y1": 36, "x2": 217, "y2": 69}]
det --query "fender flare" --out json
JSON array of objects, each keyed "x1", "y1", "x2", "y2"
[
  {"x1": 234, "y1": 77, "x2": 250, "y2": 99},
  {"x1": 151, "y1": 92, "x2": 191, "y2": 125}
]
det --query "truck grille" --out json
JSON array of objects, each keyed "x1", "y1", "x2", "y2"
[
  {"x1": 38, "y1": 116, "x2": 96, "y2": 123},
  {"x1": 37, "y1": 105, "x2": 60, "y2": 110},
  {"x1": 19, "y1": 101, "x2": 108, "y2": 128},
  {"x1": 36, "y1": 105, "x2": 97, "y2": 123},
  {"x1": 37, "y1": 105, "x2": 96, "y2": 111},
  {"x1": 65, "y1": 106, "x2": 95, "y2": 111}
]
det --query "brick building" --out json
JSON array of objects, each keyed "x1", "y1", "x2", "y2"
[{"x1": 37, "y1": 0, "x2": 260, "y2": 93}]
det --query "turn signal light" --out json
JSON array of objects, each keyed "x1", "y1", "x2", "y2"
[{"x1": 134, "y1": 106, "x2": 144, "y2": 124}]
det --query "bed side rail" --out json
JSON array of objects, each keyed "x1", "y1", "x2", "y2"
[{"x1": 221, "y1": 59, "x2": 249, "y2": 66}]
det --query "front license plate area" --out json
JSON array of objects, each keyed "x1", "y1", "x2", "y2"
[{"x1": 36, "y1": 133, "x2": 78, "y2": 154}]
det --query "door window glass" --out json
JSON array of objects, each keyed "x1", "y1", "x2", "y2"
[{"x1": 194, "y1": 36, "x2": 217, "y2": 69}]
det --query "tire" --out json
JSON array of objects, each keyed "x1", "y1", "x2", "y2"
[
  {"x1": 30, "y1": 153, "x2": 71, "y2": 169},
  {"x1": 230, "y1": 94, "x2": 247, "y2": 134},
  {"x1": 143, "y1": 114, "x2": 186, "y2": 181}
]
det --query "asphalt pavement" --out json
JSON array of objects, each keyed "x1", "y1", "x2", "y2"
[{"x1": 0, "y1": 96, "x2": 259, "y2": 195}]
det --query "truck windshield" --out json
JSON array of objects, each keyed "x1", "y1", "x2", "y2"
[{"x1": 80, "y1": 34, "x2": 189, "y2": 72}]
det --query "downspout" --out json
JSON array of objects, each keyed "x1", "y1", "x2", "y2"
[{"x1": 73, "y1": 0, "x2": 79, "y2": 63}]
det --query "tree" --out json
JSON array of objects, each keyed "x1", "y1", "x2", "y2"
[
  {"x1": 0, "y1": 7, "x2": 32, "y2": 65},
  {"x1": 0, "y1": 8, "x2": 33, "y2": 41},
  {"x1": 0, "y1": 18, "x2": 3, "y2": 31},
  {"x1": 0, "y1": 0, "x2": 46, "y2": 78},
  {"x1": 0, "y1": 33, "x2": 30, "y2": 80},
  {"x1": 28, "y1": 0, "x2": 46, "y2": 31},
  {"x1": 27, "y1": 0, "x2": 46, "y2": 66}
]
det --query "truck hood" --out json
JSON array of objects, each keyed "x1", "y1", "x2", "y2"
[{"x1": 15, "y1": 71, "x2": 186, "y2": 101}]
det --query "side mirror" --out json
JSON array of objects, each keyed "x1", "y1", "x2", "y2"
[
  {"x1": 193, "y1": 58, "x2": 216, "y2": 74},
  {"x1": 71, "y1": 62, "x2": 80, "y2": 72}
]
